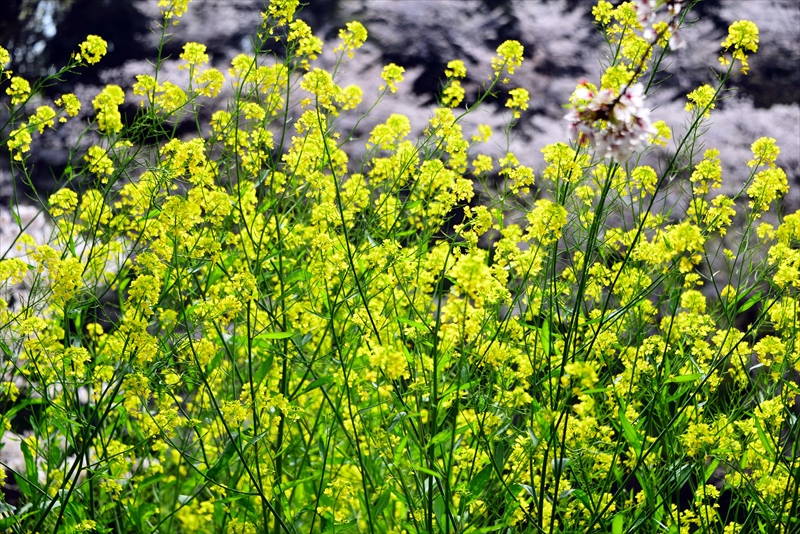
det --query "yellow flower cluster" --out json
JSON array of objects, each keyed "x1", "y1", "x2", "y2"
[
  {"x1": 334, "y1": 21, "x2": 368, "y2": 58},
  {"x1": 492, "y1": 40, "x2": 524, "y2": 79},
  {"x1": 720, "y1": 20, "x2": 759, "y2": 74},
  {"x1": 92, "y1": 84, "x2": 125, "y2": 134},
  {"x1": 380, "y1": 63, "x2": 405, "y2": 93},
  {"x1": 76, "y1": 35, "x2": 108, "y2": 65}
]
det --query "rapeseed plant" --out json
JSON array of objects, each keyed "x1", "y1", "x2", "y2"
[{"x1": 0, "y1": 0, "x2": 797, "y2": 533}]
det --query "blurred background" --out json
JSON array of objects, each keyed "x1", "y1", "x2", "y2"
[{"x1": 0, "y1": 0, "x2": 797, "y2": 215}]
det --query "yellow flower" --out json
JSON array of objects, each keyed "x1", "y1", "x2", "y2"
[
  {"x1": 685, "y1": 84, "x2": 717, "y2": 118},
  {"x1": 689, "y1": 148, "x2": 722, "y2": 195},
  {"x1": 505, "y1": 87, "x2": 529, "y2": 119},
  {"x1": 472, "y1": 154, "x2": 493, "y2": 174},
  {"x1": 492, "y1": 40, "x2": 524, "y2": 77},
  {"x1": 85, "y1": 145, "x2": 115, "y2": 180},
  {"x1": 334, "y1": 21, "x2": 368, "y2": 58},
  {"x1": 719, "y1": 20, "x2": 759, "y2": 74},
  {"x1": 194, "y1": 68, "x2": 225, "y2": 98},
  {"x1": 340, "y1": 84, "x2": 362, "y2": 110},
  {"x1": 179, "y1": 42, "x2": 209, "y2": 69},
  {"x1": 601, "y1": 64, "x2": 635, "y2": 92},
  {"x1": 526, "y1": 198, "x2": 567, "y2": 245},
  {"x1": 0, "y1": 46, "x2": 9, "y2": 67},
  {"x1": 77, "y1": 35, "x2": 108, "y2": 65},
  {"x1": 55, "y1": 93, "x2": 81, "y2": 121},
  {"x1": 158, "y1": 0, "x2": 191, "y2": 23},
  {"x1": 7, "y1": 123, "x2": 33, "y2": 161},
  {"x1": 592, "y1": 0, "x2": 613, "y2": 24},
  {"x1": 6, "y1": 76, "x2": 30, "y2": 105},
  {"x1": 49, "y1": 187, "x2": 79, "y2": 218},
  {"x1": 445, "y1": 59, "x2": 467, "y2": 79},
  {"x1": 288, "y1": 19, "x2": 323, "y2": 62},
  {"x1": 748, "y1": 137, "x2": 779, "y2": 168},
  {"x1": 92, "y1": 84, "x2": 125, "y2": 134},
  {"x1": 471, "y1": 123, "x2": 492, "y2": 143},
  {"x1": 380, "y1": 63, "x2": 405, "y2": 93},
  {"x1": 30, "y1": 105, "x2": 56, "y2": 134},
  {"x1": 442, "y1": 80, "x2": 465, "y2": 108},
  {"x1": 265, "y1": 0, "x2": 300, "y2": 27},
  {"x1": 648, "y1": 120, "x2": 671, "y2": 147},
  {"x1": 748, "y1": 167, "x2": 788, "y2": 212}
]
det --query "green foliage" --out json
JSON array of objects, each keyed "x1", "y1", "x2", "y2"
[{"x1": 0, "y1": 0, "x2": 798, "y2": 533}]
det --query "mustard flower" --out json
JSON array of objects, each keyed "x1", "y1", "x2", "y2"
[
  {"x1": 505, "y1": 87, "x2": 529, "y2": 119},
  {"x1": 748, "y1": 167, "x2": 788, "y2": 212},
  {"x1": 445, "y1": 59, "x2": 467, "y2": 79},
  {"x1": 748, "y1": 137, "x2": 779, "y2": 168},
  {"x1": 6, "y1": 76, "x2": 30, "y2": 105},
  {"x1": 629, "y1": 165, "x2": 657, "y2": 199},
  {"x1": 648, "y1": 119, "x2": 671, "y2": 146},
  {"x1": 241, "y1": 102, "x2": 266, "y2": 122},
  {"x1": 685, "y1": 84, "x2": 716, "y2": 118},
  {"x1": 47, "y1": 187, "x2": 78, "y2": 217},
  {"x1": 689, "y1": 148, "x2": 722, "y2": 195},
  {"x1": 194, "y1": 68, "x2": 225, "y2": 98},
  {"x1": 76, "y1": 35, "x2": 108, "y2": 65},
  {"x1": 471, "y1": 123, "x2": 492, "y2": 143},
  {"x1": 380, "y1": 63, "x2": 405, "y2": 93},
  {"x1": 442, "y1": 80, "x2": 465, "y2": 108},
  {"x1": 288, "y1": 19, "x2": 323, "y2": 62},
  {"x1": 179, "y1": 42, "x2": 209, "y2": 69},
  {"x1": 492, "y1": 40, "x2": 524, "y2": 78},
  {"x1": 0, "y1": 257, "x2": 29, "y2": 285},
  {"x1": 340, "y1": 84, "x2": 363, "y2": 110},
  {"x1": 526, "y1": 198, "x2": 567, "y2": 245},
  {"x1": 30, "y1": 105, "x2": 56, "y2": 134},
  {"x1": 158, "y1": 0, "x2": 191, "y2": 23},
  {"x1": 720, "y1": 20, "x2": 759, "y2": 74},
  {"x1": 300, "y1": 68, "x2": 342, "y2": 113},
  {"x1": 368, "y1": 114, "x2": 411, "y2": 150},
  {"x1": 92, "y1": 84, "x2": 125, "y2": 134},
  {"x1": 472, "y1": 154, "x2": 493, "y2": 174},
  {"x1": 592, "y1": 1, "x2": 614, "y2": 25},
  {"x1": 154, "y1": 81, "x2": 187, "y2": 113},
  {"x1": 55, "y1": 93, "x2": 81, "y2": 121},
  {"x1": 704, "y1": 195, "x2": 736, "y2": 236},
  {"x1": 7, "y1": 123, "x2": 32, "y2": 161},
  {"x1": 265, "y1": 0, "x2": 300, "y2": 27},
  {"x1": 85, "y1": 145, "x2": 115, "y2": 180},
  {"x1": 0, "y1": 46, "x2": 8, "y2": 67},
  {"x1": 334, "y1": 21, "x2": 368, "y2": 58},
  {"x1": 132, "y1": 74, "x2": 158, "y2": 100},
  {"x1": 541, "y1": 142, "x2": 589, "y2": 183},
  {"x1": 601, "y1": 64, "x2": 635, "y2": 92}
]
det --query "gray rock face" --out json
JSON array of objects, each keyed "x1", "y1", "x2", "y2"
[{"x1": 1, "y1": 0, "x2": 798, "y2": 213}]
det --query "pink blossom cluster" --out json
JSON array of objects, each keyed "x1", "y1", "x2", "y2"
[
  {"x1": 565, "y1": 82, "x2": 657, "y2": 162},
  {"x1": 634, "y1": 0, "x2": 687, "y2": 49}
]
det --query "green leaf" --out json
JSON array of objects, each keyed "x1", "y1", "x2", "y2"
[
  {"x1": 393, "y1": 436, "x2": 408, "y2": 466},
  {"x1": 206, "y1": 435, "x2": 239, "y2": 481},
  {"x1": 410, "y1": 463, "x2": 441, "y2": 478},
  {"x1": 373, "y1": 488, "x2": 391, "y2": 518},
  {"x1": 300, "y1": 376, "x2": 333, "y2": 395},
  {"x1": 253, "y1": 354, "x2": 275, "y2": 384},
  {"x1": 736, "y1": 290, "x2": 762, "y2": 314},
  {"x1": 704, "y1": 458, "x2": 720, "y2": 483},
  {"x1": 665, "y1": 373, "x2": 702, "y2": 384},
  {"x1": 468, "y1": 464, "x2": 492, "y2": 496},
  {"x1": 612, "y1": 513, "x2": 624, "y2": 534},
  {"x1": 619, "y1": 406, "x2": 642, "y2": 456},
  {"x1": 396, "y1": 316, "x2": 428, "y2": 332},
  {"x1": 254, "y1": 331, "x2": 293, "y2": 340}
]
